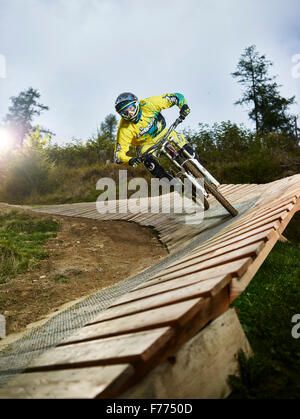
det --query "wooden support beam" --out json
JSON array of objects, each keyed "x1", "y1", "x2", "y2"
[
  {"x1": 0, "y1": 364, "x2": 134, "y2": 399},
  {"x1": 119, "y1": 308, "x2": 252, "y2": 399}
]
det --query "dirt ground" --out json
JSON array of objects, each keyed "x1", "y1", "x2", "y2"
[{"x1": 0, "y1": 204, "x2": 168, "y2": 337}]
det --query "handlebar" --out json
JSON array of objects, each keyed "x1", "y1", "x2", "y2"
[{"x1": 138, "y1": 117, "x2": 184, "y2": 161}]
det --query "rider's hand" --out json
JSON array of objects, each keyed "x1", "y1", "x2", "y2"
[
  {"x1": 128, "y1": 157, "x2": 140, "y2": 168},
  {"x1": 179, "y1": 104, "x2": 190, "y2": 120}
]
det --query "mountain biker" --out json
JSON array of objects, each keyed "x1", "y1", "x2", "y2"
[{"x1": 114, "y1": 92, "x2": 197, "y2": 183}]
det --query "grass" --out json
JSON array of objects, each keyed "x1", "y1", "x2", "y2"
[
  {"x1": 228, "y1": 215, "x2": 300, "y2": 399},
  {"x1": 0, "y1": 210, "x2": 60, "y2": 283},
  {"x1": 53, "y1": 273, "x2": 70, "y2": 283}
]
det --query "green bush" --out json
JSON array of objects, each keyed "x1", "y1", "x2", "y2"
[
  {"x1": 183, "y1": 121, "x2": 299, "y2": 184},
  {"x1": 47, "y1": 139, "x2": 99, "y2": 168}
]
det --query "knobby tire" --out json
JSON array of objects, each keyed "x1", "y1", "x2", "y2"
[{"x1": 183, "y1": 160, "x2": 238, "y2": 217}]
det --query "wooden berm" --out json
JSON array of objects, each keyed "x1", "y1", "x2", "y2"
[{"x1": 0, "y1": 174, "x2": 299, "y2": 398}]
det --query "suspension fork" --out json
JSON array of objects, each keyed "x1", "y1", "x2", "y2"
[
  {"x1": 180, "y1": 148, "x2": 220, "y2": 188},
  {"x1": 160, "y1": 143, "x2": 208, "y2": 197}
]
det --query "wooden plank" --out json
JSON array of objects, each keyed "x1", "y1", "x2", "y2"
[
  {"x1": 24, "y1": 327, "x2": 175, "y2": 373},
  {"x1": 198, "y1": 219, "x2": 281, "y2": 249},
  {"x1": 231, "y1": 202, "x2": 294, "y2": 227},
  {"x1": 220, "y1": 185, "x2": 246, "y2": 197},
  {"x1": 267, "y1": 191, "x2": 299, "y2": 205},
  {"x1": 87, "y1": 277, "x2": 230, "y2": 324},
  {"x1": 148, "y1": 242, "x2": 264, "y2": 283},
  {"x1": 256, "y1": 184, "x2": 300, "y2": 206},
  {"x1": 110, "y1": 287, "x2": 233, "y2": 398},
  {"x1": 277, "y1": 203, "x2": 300, "y2": 235},
  {"x1": 280, "y1": 187, "x2": 300, "y2": 199},
  {"x1": 223, "y1": 185, "x2": 260, "y2": 201},
  {"x1": 162, "y1": 228, "x2": 199, "y2": 247},
  {"x1": 247, "y1": 202, "x2": 293, "y2": 221},
  {"x1": 217, "y1": 184, "x2": 238, "y2": 193},
  {"x1": 121, "y1": 257, "x2": 252, "y2": 294},
  {"x1": 228, "y1": 185, "x2": 262, "y2": 197},
  {"x1": 217, "y1": 206, "x2": 291, "y2": 235},
  {"x1": 0, "y1": 364, "x2": 134, "y2": 399},
  {"x1": 219, "y1": 217, "x2": 281, "y2": 240},
  {"x1": 153, "y1": 232, "x2": 273, "y2": 275},
  {"x1": 167, "y1": 227, "x2": 276, "y2": 269},
  {"x1": 61, "y1": 299, "x2": 203, "y2": 345},
  {"x1": 229, "y1": 230, "x2": 279, "y2": 302},
  {"x1": 187, "y1": 216, "x2": 280, "y2": 255},
  {"x1": 168, "y1": 231, "x2": 203, "y2": 249},
  {"x1": 253, "y1": 197, "x2": 296, "y2": 216},
  {"x1": 91, "y1": 279, "x2": 227, "y2": 324}
]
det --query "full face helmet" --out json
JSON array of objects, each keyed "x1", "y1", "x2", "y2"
[{"x1": 115, "y1": 92, "x2": 141, "y2": 123}]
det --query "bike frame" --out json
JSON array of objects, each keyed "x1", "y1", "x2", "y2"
[{"x1": 138, "y1": 118, "x2": 220, "y2": 197}]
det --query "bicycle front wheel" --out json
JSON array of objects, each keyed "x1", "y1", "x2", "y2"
[{"x1": 183, "y1": 160, "x2": 238, "y2": 217}]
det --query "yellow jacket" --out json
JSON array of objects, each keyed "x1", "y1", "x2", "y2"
[{"x1": 114, "y1": 93, "x2": 188, "y2": 164}]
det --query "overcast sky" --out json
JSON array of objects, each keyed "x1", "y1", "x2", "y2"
[{"x1": 0, "y1": 0, "x2": 300, "y2": 144}]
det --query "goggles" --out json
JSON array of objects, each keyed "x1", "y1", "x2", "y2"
[
  {"x1": 122, "y1": 105, "x2": 136, "y2": 118},
  {"x1": 120, "y1": 101, "x2": 139, "y2": 120}
]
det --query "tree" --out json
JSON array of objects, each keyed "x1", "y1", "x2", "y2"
[
  {"x1": 100, "y1": 114, "x2": 118, "y2": 142},
  {"x1": 232, "y1": 45, "x2": 296, "y2": 135},
  {"x1": 24, "y1": 125, "x2": 52, "y2": 150},
  {"x1": 4, "y1": 87, "x2": 51, "y2": 146},
  {"x1": 87, "y1": 113, "x2": 118, "y2": 162}
]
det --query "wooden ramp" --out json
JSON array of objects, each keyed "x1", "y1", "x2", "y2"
[{"x1": 0, "y1": 175, "x2": 299, "y2": 398}]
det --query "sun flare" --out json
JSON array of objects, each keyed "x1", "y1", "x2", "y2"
[{"x1": 0, "y1": 127, "x2": 13, "y2": 152}]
